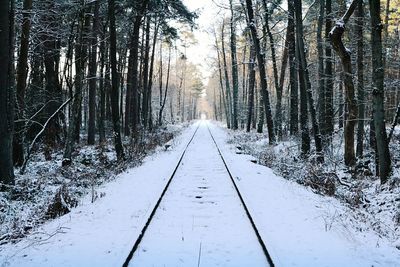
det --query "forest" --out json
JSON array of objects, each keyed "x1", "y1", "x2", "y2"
[{"x1": 0, "y1": 0, "x2": 400, "y2": 265}]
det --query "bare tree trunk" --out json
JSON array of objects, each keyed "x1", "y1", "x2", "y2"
[
  {"x1": 356, "y1": 0, "x2": 365, "y2": 157},
  {"x1": 330, "y1": 0, "x2": 359, "y2": 166},
  {"x1": 323, "y1": 0, "x2": 334, "y2": 139},
  {"x1": 214, "y1": 29, "x2": 230, "y2": 127},
  {"x1": 244, "y1": 0, "x2": 276, "y2": 144},
  {"x1": 221, "y1": 22, "x2": 233, "y2": 129},
  {"x1": 295, "y1": 6, "x2": 310, "y2": 155},
  {"x1": 88, "y1": 0, "x2": 100, "y2": 145},
  {"x1": 146, "y1": 20, "x2": 159, "y2": 129},
  {"x1": 141, "y1": 17, "x2": 151, "y2": 128},
  {"x1": 296, "y1": 0, "x2": 324, "y2": 160},
  {"x1": 159, "y1": 45, "x2": 172, "y2": 126},
  {"x1": 262, "y1": 0, "x2": 282, "y2": 139},
  {"x1": 108, "y1": 0, "x2": 125, "y2": 160},
  {"x1": 98, "y1": 24, "x2": 107, "y2": 143},
  {"x1": 247, "y1": 40, "x2": 256, "y2": 133},
  {"x1": 369, "y1": 0, "x2": 391, "y2": 183},
  {"x1": 125, "y1": 0, "x2": 149, "y2": 136},
  {"x1": 0, "y1": 0, "x2": 15, "y2": 187},
  {"x1": 288, "y1": 0, "x2": 298, "y2": 135},
  {"x1": 13, "y1": 0, "x2": 32, "y2": 166},
  {"x1": 229, "y1": 0, "x2": 239, "y2": 129},
  {"x1": 63, "y1": 1, "x2": 87, "y2": 166},
  {"x1": 317, "y1": 0, "x2": 325, "y2": 129}
]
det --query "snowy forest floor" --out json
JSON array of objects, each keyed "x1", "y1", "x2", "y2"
[
  {"x1": 0, "y1": 121, "x2": 399, "y2": 267},
  {"x1": 0, "y1": 123, "x2": 186, "y2": 246},
  {"x1": 225, "y1": 123, "x2": 400, "y2": 251}
]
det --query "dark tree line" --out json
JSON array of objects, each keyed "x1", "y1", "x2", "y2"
[{"x1": 0, "y1": 0, "x2": 197, "y2": 188}]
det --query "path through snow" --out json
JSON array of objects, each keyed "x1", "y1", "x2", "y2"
[{"x1": 0, "y1": 121, "x2": 399, "y2": 267}]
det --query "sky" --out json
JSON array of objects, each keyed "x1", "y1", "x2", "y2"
[{"x1": 181, "y1": 0, "x2": 223, "y2": 83}]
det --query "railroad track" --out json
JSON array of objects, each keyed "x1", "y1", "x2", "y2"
[{"x1": 123, "y1": 122, "x2": 275, "y2": 267}]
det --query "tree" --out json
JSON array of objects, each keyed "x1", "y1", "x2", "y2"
[
  {"x1": 229, "y1": 0, "x2": 239, "y2": 130},
  {"x1": 288, "y1": 0, "x2": 298, "y2": 136},
  {"x1": 14, "y1": 0, "x2": 33, "y2": 166},
  {"x1": 322, "y1": 0, "x2": 334, "y2": 140},
  {"x1": 88, "y1": 0, "x2": 100, "y2": 145},
  {"x1": 369, "y1": 0, "x2": 391, "y2": 183},
  {"x1": 356, "y1": 0, "x2": 365, "y2": 158},
  {"x1": 109, "y1": 0, "x2": 125, "y2": 160},
  {"x1": 330, "y1": 0, "x2": 359, "y2": 166},
  {"x1": 0, "y1": 0, "x2": 15, "y2": 187},
  {"x1": 63, "y1": 1, "x2": 88, "y2": 166},
  {"x1": 244, "y1": 0, "x2": 275, "y2": 144}
]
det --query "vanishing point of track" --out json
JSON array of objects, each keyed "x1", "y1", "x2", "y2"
[{"x1": 122, "y1": 122, "x2": 275, "y2": 267}]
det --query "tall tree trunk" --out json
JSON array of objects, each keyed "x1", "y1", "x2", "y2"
[
  {"x1": 369, "y1": 0, "x2": 391, "y2": 183},
  {"x1": 317, "y1": 0, "x2": 325, "y2": 129},
  {"x1": 0, "y1": 0, "x2": 15, "y2": 187},
  {"x1": 146, "y1": 20, "x2": 159, "y2": 130},
  {"x1": 323, "y1": 0, "x2": 334, "y2": 140},
  {"x1": 229, "y1": 0, "x2": 239, "y2": 129},
  {"x1": 159, "y1": 45, "x2": 172, "y2": 126},
  {"x1": 13, "y1": 0, "x2": 32, "y2": 166},
  {"x1": 245, "y1": 0, "x2": 276, "y2": 144},
  {"x1": 288, "y1": 0, "x2": 298, "y2": 135},
  {"x1": 330, "y1": 0, "x2": 359, "y2": 166},
  {"x1": 125, "y1": 0, "x2": 149, "y2": 136},
  {"x1": 88, "y1": 0, "x2": 100, "y2": 145},
  {"x1": 221, "y1": 22, "x2": 233, "y2": 129},
  {"x1": 246, "y1": 40, "x2": 256, "y2": 133},
  {"x1": 43, "y1": 0, "x2": 62, "y2": 148},
  {"x1": 356, "y1": 0, "x2": 365, "y2": 157},
  {"x1": 63, "y1": 1, "x2": 87, "y2": 165},
  {"x1": 141, "y1": 17, "x2": 151, "y2": 128},
  {"x1": 262, "y1": 0, "x2": 282, "y2": 139},
  {"x1": 296, "y1": 0, "x2": 324, "y2": 160},
  {"x1": 108, "y1": 0, "x2": 125, "y2": 160},
  {"x1": 98, "y1": 23, "x2": 107, "y2": 143},
  {"x1": 383, "y1": 0, "x2": 391, "y2": 67},
  {"x1": 295, "y1": 5, "x2": 310, "y2": 155},
  {"x1": 214, "y1": 30, "x2": 230, "y2": 127}
]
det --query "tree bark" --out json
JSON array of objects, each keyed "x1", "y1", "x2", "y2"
[
  {"x1": 317, "y1": 0, "x2": 325, "y2": 129},
  {"x1": 288, "y1": 0, "x2": 298, "y2": 136},
  {"x1": 323, "y1": 0, "x2": 334, "y2": 139},
  {"x1": 221, "y1": 22, "x2": 233, "y2": 129},
  {"x1": 330, "y1": 0, "x2": 359, "y2": 166},
  {"x1": 0, "y1": 0, "x2": 15, "y2": 187},
  {"x1": 14, "y1": 0, "x2": 32, "y2": 166},
  {"x1": 244, "y1": 0, "x2": 275, "y2": 144},
  {"x1": 262, "y1": 0, "x2": 282, "y2": 139},
  {"x1": 356, "y1": 0, "x2": 365, "y2": 157},
  {"x1": 43, "y1": 0, "x2": 62, "y2": 148},
  {"x1": 247, "y1": 40, "x2": 256, "y2": 133},
  {"x1": 369, "y1": 0, "x2": 391, "y2": 183},
  {"x1": 88, "y1": 0, "x2": 100, "y2": 145},
  {"x1": 108, "y1": 0, "x2": 125, "y2": 160},
  {"x1": 141, "y1": 17, "x2": 151, "y2": 128},
  {"x1": 296, "y1": 0, "x2": 324, "y2": 161},
  {"x1": 229, "y1": 0, "x2": 239, "y2": 130},
  {"x1": 159, "y1": 45, "x2": 172, "y2": 126},
  {"x1": 63, "y1": 1, "x2": 87, "y2": 165}
]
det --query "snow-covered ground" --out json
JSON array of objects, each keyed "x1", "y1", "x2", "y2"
[{"x1": 1, "y1": 121, "x2": 399, "y2": 266}]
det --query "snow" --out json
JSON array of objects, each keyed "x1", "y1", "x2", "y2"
[
  {"x1": 129, "y1": 123, "x2": 266, "y2": 267},
  {"x1": 209, "y1": 123, "x2": 400, "y2": 267},
  {"x1": 0, "y1": 124, "x2": 199, "y2": 267},
  {"x1": 1, "y1": 121, "x2": 399, "y2": 267}
]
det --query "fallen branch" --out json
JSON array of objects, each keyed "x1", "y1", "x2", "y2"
[{"x1": 20, "y1": 97, "x2": 73, "y2": 174}]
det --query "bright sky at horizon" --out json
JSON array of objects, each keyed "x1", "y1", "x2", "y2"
[{"x1": 182, "y1": 0, "x2": 225, "y2": 84}]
